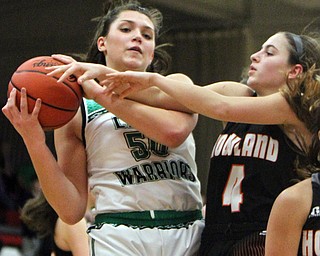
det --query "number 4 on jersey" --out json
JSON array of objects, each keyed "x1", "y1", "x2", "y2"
[{"x1": 222, "y1": 165, "x2": 244, "y2": 212}]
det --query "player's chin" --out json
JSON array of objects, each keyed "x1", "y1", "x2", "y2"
[
  {"x1": 246, "y1": 77, "x2": 256, "y2": 87},
  {"x1": 123, "y1": 59, "x2": 147, "y2": 71}
]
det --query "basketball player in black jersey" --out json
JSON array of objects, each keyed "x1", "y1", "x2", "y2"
[
  {"x1": 266, "y1": 76, "x2": 320, "y2": 256},
  {"x1": 80, "y1": 30, "x2": 320, "y2": 255}
]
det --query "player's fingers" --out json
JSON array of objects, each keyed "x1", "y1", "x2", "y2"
[
  {"x1": 57, "y1": 66, "x2": 75, "y2": 82},
  {"x1": 51, "y1": 54, "x2": 76, "y2": 64},
  {"x1": 2, "y1": 89, "x2": 17, "y2": 119},
  {"x1": 100, "y1": 76, "x2": 125, "y2": 87},
  {"x1": 31, "y1": 98, "x2": 41, "y2": 118},
  {"x1": 105, "y1": 73, "x2": 118, "y2": 78},
  {"x1": 101, "y1": 79, "x2": 116, "y2": 92},
  {"x1": 7, "y1": 88, "x2": 17, "y2": 107},
  {"x1": 46, "y1": 68, "x2": 60, "y2": 76},
  {"x1": 102, "y1": 84, "x2": 112, "y2": 96},
  {"x1": 20, "y1": 88, "x2": 29, "y2": 115},
  {"x1": 102, "y1": 82, "x2": 132, "y2": 99},
  {"x1": 46, "y1": 64, "x2": 71, "y2": 76},
  {"x1": 118, "y1": 87, "x2": 134, "y2": 99},
  {"x1": 78, "y1": 72, "x2": 96, "y2": 84}
]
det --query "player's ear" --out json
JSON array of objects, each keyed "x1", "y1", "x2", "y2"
[
  {"x1": 288, "y1": 64, "x2": 303, "y2": 79},
  {"x1": 97, "y1": 36, "x2": 107, "y2": 52}
]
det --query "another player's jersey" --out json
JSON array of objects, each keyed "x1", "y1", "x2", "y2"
[
  {"x1": 299, "y1": 173, "x2": 320, "y2": 256},
  {"x1": 81, "y1": 99, "x2": 202, "y2": 216},
  {"x1": 202, "y1": 122, "x2": 301, "y2": 242}
]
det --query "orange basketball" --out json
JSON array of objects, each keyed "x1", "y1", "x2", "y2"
[{"x1": 7, "y1": 56, "x2": 83, "y2": 130}]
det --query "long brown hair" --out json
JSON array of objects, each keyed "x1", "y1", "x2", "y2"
[
  {"x1": 20, "y1": 191, "x2": 58, "y2": 238},
  {"x1": 281, "y1": 65, "x2": 320, "y2": 178}
]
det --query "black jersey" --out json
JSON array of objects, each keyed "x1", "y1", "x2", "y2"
[
  {"x1": 201, "y1": 122, "x2": 301, "y2": 254},
  {"x1": 298, "y1": 173, "x2": 320, "y2": 256}
]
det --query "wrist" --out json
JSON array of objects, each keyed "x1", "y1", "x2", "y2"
[
  {"x1": 150, "y1": 73, "x2": 162, "y2": 87},
  {"x1": 81, "y1": 80, "x2": 104, "y2": 100}
]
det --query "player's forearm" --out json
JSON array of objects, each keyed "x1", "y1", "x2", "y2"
[
  {"x1": 25, "y1": 141, "x2": 86, "y2": 223},
  {"x1": 98, "y1": 95, "x2": 196, "y2": 147},
  {"x1": 126, "y1": 86, "x2": 195, "y2": 114},
  {"x1": 205, "y1": 81, "x2": 254, "y2": 96},
  {"x1": 150, "y1": 73, "x2": 219, "y2": 116}
]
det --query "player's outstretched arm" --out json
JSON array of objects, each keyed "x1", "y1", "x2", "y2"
[{"x1": 104, "y1": 71, "x2": 296, "y2": 126}]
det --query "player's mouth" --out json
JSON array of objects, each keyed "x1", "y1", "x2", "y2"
[
  {"x1": 128, "y1": 46, "x2": 142, "y2": 54},
  {"x1": 248, "y1": 65, "x2": 257, "y2": 75}
]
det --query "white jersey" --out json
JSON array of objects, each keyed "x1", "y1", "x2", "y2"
[{"x1": 82, "y1": 99, "x2": 203, "y2": 216}]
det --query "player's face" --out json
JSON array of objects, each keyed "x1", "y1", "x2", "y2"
[
  {"x1": 247, "y1": 33, "x2": 293, "y2": 96},
  {"x1": 102, "y1": 10, "x2": 155, "y2": 72}
]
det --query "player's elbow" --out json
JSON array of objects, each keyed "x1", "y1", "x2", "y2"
[
  {"x1": 162, "y1": 126, "x2": 193, "y2": 148},
  {"x1": 59, "y1": 209, "x2": 85, "y2": 225},
  {"x1": 60, "y1": 215, "x2": 82, "y2": 225},
  {"x1": 156, "y1": 114, "x2": 197, "y2": 148}
]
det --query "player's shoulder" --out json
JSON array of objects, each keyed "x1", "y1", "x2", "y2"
[{"x1": 276, "y1": 179, "x2": 312, "y2": 210}]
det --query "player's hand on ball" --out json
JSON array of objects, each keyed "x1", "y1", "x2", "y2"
[
  {"x1": 47, "y1": 58, "x2": 117, "y2": 85},
  {"x1": 2, "y1": 88, "x2": 45, "y2": 143},
  {"x1": 51, "y1": 54, "x2": 76, "y2": 64},
  {"x1": 8, "y1": 56, "x2": 82, "y2": 130},
  {"x1": 46, "y1": 61, "x2": 118, "y2": 100}
]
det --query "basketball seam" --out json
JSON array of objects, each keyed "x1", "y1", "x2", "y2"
[
  {"x1": 15, "y1": 69, "x2": 82, "y2": 102},
  {"x1": 10, "y1": 79, "x2": 77, "y2": 112}
]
